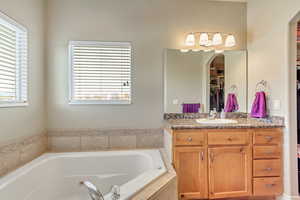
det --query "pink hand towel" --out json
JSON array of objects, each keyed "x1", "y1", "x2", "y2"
[
  {"x1": 224, "y1": 93, "x2": 239, "y2": 112},
  {"x1": 182, "y1": 103, "x2": 201, "y2": 113},
  {"x1": 250, "y1": 91, "x2": 267, "y2": 118}
]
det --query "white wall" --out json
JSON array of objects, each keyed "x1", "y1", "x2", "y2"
[
  {"x1": 0, "y1": 0, "x2": 46, "y2": 143},
  {"x1": 247, "y1": 0, "x2": 300, "y2": 197},
  {"x1": 46, "y1": 0, "x2": 247, "y2": 129}
]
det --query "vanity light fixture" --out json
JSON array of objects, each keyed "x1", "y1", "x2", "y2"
[
  {"x1": 212, "y1": 33, "x2": 223, "y2": 46},
  {"x1": 182, "y1": 32, "x2": 236, "y2": 52},
  {"x1": 225, "y1": 34, "x2": 236, "y2": 47},
  {"x1": 199, "y1": 33, "x2": 209, "y2": 46},
  {"x1": 185, "y1": 33, "x2": 196, "y2": 46}
]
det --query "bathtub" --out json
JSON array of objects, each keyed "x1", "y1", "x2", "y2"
[{"x1": 0, "y1": 150, "x2": 167, "y2": 200}]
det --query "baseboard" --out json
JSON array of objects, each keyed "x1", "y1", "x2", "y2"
[{"x1": 278, "y1": 193, "x2": 300, "y2": 200}]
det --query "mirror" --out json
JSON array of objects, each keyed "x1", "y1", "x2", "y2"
[{"x1": 164, "y1": 49, "x2": 247, "y2": 113}]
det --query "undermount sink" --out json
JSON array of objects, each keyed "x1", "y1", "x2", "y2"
[{"x1": 196, "y1": 118, "x2": 238, "y2": 124}]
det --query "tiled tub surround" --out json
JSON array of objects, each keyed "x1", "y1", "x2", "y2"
[
  {"x1": 0, "y1": 133, "x2": 47, "y2": 177},
  {"x1": 48, "y1": 128, "x2": 164, "y2": 152}
]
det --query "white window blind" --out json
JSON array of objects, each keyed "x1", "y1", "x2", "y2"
[
  {"x1": 0, "y1": 12, "x2": 27, "y2": 107},
  {"x1": 69, "y1": 41, "x2": 132, "y2": 104}
]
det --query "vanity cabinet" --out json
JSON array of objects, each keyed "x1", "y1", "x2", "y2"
[
  {"x1": 166, "y1": 128, "x2": 283, "y2": 200},
  {"x1": 175, "y1": 147, "x2": 208, "y2": 199},
  {"x1": 208, "y1": 146, "x2": 252, "y2": 199}
]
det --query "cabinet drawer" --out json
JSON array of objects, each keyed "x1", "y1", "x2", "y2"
[
  {"x1": 253, "y1": 159, "x2": 281, "y2": 177},
  {"x1": 207, "y1": 130, "x2": 250, "y2": 145},
  {"x1": 174, "y1": 131, "x2": 206, "y2": 146},
  {"x1": 254, "y1": 146, "x2": 281, "y2": 159},
  {"x1": 253, "y1": 129, "x2": 282, "y2": 145},
  {"x1": 253, "y1": 177, "x2": 282, "y2": 196}
]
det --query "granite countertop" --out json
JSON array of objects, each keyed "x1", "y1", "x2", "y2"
[{"x1": 165, "y1": 117, "x2": 285, "y2": 130}]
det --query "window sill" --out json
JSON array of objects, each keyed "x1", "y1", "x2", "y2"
[
  {"x1": 0, "y1": 102, "x2": 29, "y2": 108},
  {"x1": 69, "y1": 100, "x2": 131, "y2": 105}
]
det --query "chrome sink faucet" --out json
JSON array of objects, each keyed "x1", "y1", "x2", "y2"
[
  {"x1": 209, "y1": 109, "x2": 218, "y2": 119},
  {"x1": 80, "y1": 181, "x2": 105, "y2": 200}
]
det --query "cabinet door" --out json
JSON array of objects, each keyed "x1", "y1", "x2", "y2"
[
  {"x1": 208, "y1": 146, "x2": 252, "y2": 199},
  {"x1": 175, "y1": 147, "x2": 208, "y2": 200}
]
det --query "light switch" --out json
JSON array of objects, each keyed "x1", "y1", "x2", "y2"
[
  {"x1": 271, "y1": 100, "x2": 281, "y2": 110},
  {"x1": 173, "y1": 99, "x2": 179, "y2": 105}
]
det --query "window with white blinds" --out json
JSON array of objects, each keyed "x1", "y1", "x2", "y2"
[
  {"x1": 0, "y1": 12, "x2": 28, "y2": 107},
  {"x1": 69, "y1": 41, "x2": 132, "y2": 104}
]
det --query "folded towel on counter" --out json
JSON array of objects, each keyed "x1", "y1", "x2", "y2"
[
  {"x1": 251, "y1": 91, "x2": 267, "y2": 118},
  {"x1": 224, "y1": 93, "x2": 239, "y2": 112},
  {"x1": 182, "y1": 103, "x2": 201, "y2": 113}
]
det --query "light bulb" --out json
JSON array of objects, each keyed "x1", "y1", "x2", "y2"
[
  {"x1": 185, "y1": 33, "x2": 195, "y2": 46},
  {"x1": 212, "y1": 33, "x2": 223, "y2": 46},
  {"x1": 192, "y1": 49, "x2": 201, "y2": 52},
  {"x1": 225, "y1": 35, "x2": 236, "y2": 47},
  {"x1": 199, "y1": 33, "x2": 209, "y2": 46}
]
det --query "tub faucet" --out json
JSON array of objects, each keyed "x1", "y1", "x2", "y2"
[{"x1": 80, "y1": 181, "x2": 105, "y2": 200}]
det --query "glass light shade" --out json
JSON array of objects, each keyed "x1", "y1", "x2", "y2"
[
  {"x1": 205, "y1": 40, "x2": 213, "y2": 47},
  {"x1": 212, "y1": 33, "x2": 223, "y2": 46},
  {"x1": 199, "y1": 33, "x2": 209, "y2": 46},
  {"x1": 185, "y1": 33, "x2": 195, "y2": 46},
  {"x1": 225, "y1": 35, "x2": 236, "y2": 47}
]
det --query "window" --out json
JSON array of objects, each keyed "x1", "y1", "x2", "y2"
[
  {"x1": 0, "y1": 12, "x2": 28, "y2": 107},
  {"x1": 69, "y1": 41, "x2": 132, "y2": 104}
]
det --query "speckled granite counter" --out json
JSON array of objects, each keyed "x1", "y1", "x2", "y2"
[{"x1": 164, "y1": 117, "x2": 285, "y2": 130}]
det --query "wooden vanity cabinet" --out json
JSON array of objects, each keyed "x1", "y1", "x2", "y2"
[
  {"x1": 167, "y1": 128, "x2": 283, "y2": 200},
  {"x1": 208, "y1": 146, "x2": 252, "y2": 199},
  {"x1": 175, "y1": 147, "x2": 208, "y2": 199}
]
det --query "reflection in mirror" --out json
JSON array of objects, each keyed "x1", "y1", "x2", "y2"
[
  {"x1": 164, "y1": 49, "x2": 247, "y2": 113},
  {"x1": 209, "y1": 55, "x2": 225, "y2": 112}
]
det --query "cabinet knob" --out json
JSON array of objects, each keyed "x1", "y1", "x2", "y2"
[
  {"x1": 228, "y1": 137, "x2": 233, "y2": 142},
  {"x1": 264, "y1": 167, "x2": 273, "y2": 171},
  {"x1": 201, "y1": 151, "x2": 204, "y2": 161},
  {"x1": 266, "y1": 183, "x2": 276, "y2": 188},
  {"x1": 265, "y1": 151, "x2": 274, "y2": 155},
  {"x1": 187, "y1": 137, "x2": 193, "y2": 142},
  {"x1": 210, "y1": 152, "x2": 215, "y2": 162},
  {"x1": 265, "y1": 136, "x2": 274, "y2": 142}
]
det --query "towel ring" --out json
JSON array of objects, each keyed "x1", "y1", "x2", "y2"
[
  {"x1": 229, "y1": 84, "x2": 237, "y2": 93},
  {"x1": 255, "y1": 80, "x2": 267, "y2": 92}
]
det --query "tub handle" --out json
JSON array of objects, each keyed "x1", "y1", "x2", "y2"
[
  {"x1": 111, "y1": 185, "x2": 120, "y2": 200},
  {"x1": 265, "y1": 136, "x2": 274, "y2": 142}
]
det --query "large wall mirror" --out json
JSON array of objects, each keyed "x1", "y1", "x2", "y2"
[{"x1": 164, "y1": 49, "x2": 247, "y2": 113}]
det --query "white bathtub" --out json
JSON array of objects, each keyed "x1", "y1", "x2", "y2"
[{"x1": 0, "y1": 150, "x2": 166, "y2": 200}]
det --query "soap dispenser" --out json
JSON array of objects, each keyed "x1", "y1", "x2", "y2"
[{"x1": 220, "y1": 109, "x2": 226, "y2": 119}]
